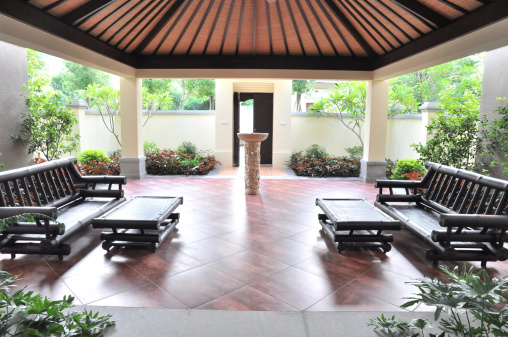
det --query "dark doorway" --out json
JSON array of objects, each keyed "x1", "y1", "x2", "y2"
[{"x1": 233, "y1": 93, "x2": 273, "y2": 166}]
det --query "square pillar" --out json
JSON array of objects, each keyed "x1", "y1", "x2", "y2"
[
  {"x1": 361, "y1": 80, "x2": 389, "y2": 182},
  {"x1": 214, "y1": 79, "x2": 234, "y2": 167},
  {"x1": 272, "y1": 80, "x2": 292, "y2": 168},
  {"x1": 119, "y1": 77, "x2": 146, "y2": 179},
  {"x1": 420, "y1": 101, "x2": 441, "y2": 146},
  {"x1": 66, "y1": 99, "x2": 88, "y2": 155}
]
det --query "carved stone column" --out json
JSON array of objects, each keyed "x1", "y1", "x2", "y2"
[{"x1": 237, "y1": 133, "x2": 269, "y2": 195}]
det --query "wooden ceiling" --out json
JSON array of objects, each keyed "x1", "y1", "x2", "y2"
[{"x1": 1, "y1": 0, "x2": 507, "y2": 71}]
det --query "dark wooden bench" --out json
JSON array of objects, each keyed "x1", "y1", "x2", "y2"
[
  {"x1": 0, "y1": 157, "x2": 126, "y2": 258},
  {"x1": 375, "y1": 162, "x2": 508, "y2": 267}
]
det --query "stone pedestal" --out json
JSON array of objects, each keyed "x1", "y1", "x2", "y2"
[{"x1": 237, "y1": 133, "x2": 269, "y2": 195}]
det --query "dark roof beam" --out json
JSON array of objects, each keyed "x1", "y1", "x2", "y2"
[
  {"x1": 437, "y1": 0, "x2": 468, "y2": 15},
  {"x1": 364, "y1": 0, "x2": 413, "y2": 42},
  {"x1": 153, "y1": 0, "x2": 193, "y2": 54},
  {"x1": 390, "y1": 0, "x2": 451, "y2": 28},
  {"x1": 294, "y1": 0, "x2": 323, "y2": 56},
  {"x1": 377, "y1": 0, "x2": 424, "y2": 35},
  {"x1": 103, "y1": 0, "x2": 154, "y2": 42},
  {"x1": 304, "y1": 0, "x2": 339, "y2": 56},
  {"x1": 284, "y1": 0, "x2": 306, "y2": 56},
  {"x1": 85, "y1": 0, "x2": 133, "y2": 33},
  {"x1": 134, "y1": 0, "x2": 187, "y2": 55},
  {"x1": 43, "y1": 0, "x2": 70, "y2": 12},
  {"x1": 235, "y1": 0, "x2": 246, "y2": 55},
  {"x1": 314, "y1": 0, "x2": 355, "y2": 56},
  {"x1": 186, "y1": 0, "x2": 215, "y2": 55},
  {"x1": 252, "y1": 0, "x2": 256, "y2": 56},
  {"x1": 169, "y1": 0, "x2": 205, "y2": 55},
  {"x1": 275, "y1": 1, "x2": 290, "y2": 55},
  {"x1": 96, "y1": 0, "x2": 144, "y2": 39},
  {"x1": 219, "y1": 0, "x2": 236, "y2": 55},
  {"x1": 353, "y1": 0, "x2": 404, "y2": 46},
  {"x1": 265, "y1": 1, "x2": 273, "y2": 56},
  {"x1": 321, "y1": 0, "x2": 375, "y2": 56},
  {"x1": 203, "y1": 0, "x2": 226, "y2": 54},
  {"x1": 60, "y1": 0, "x2": 115, "y2": 25}
]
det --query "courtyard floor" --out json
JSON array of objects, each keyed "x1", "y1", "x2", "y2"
[{"x1": 1, "y1": 174, "x2": 507, "y2": 312}]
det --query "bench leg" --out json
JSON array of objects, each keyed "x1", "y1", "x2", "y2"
[
  {"x1": 481, "y1": 260, "x2": 487, "y2": 269},
  {"x1": 432, "y1": 260, "x2": 438, "y2": 267},
  {"x1": 11, "y1": 253, "x2": 16, "y2": 259},
  {"x1": 381, "y1": 243, "x2": 392, "y2": 253}
]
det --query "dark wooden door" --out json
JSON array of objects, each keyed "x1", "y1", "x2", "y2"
[
  {"x1": 233, "y1": 93, "x2": 273, "y2": 166},
  {"x1": 252, "y1": 93, "x2": 273, "y2": 165}
]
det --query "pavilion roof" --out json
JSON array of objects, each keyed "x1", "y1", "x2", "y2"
[{"x1": 1, "y1": 0, "x2": 507, "y2": 71}]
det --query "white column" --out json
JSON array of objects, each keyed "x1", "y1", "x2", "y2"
[
  {"x1": 272, "y1": 80, "x2": 292, "y2": 168},
  {"x1": 420, "y1": 102, "x2": 441, "y2": 146},
  {"x1": 119, "y1": 76, "x2": 146, "y2": 179},
  {"x1": 214, "y1": 79, "x2": 234, "y2": 167},
  {"x1": 361, "y1": 80, "x2": 389, "y2": 182}
]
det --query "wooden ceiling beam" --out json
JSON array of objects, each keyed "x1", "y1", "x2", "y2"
[
  {"x1": 43, "y1": 0, "x2": 70, "y2": 12},
  {"x1": 294, "y1": 0, "x2": 323, "y2": 56},
  {"x1": 169, "y1": 0, "x2": 205, "y2": 55},
  {"x1": 390, "y1": 0, "x2": 451, "y2": 28},
  {"x1": 377, "y1": 0, "x2": 424, "y2": 36},
  {"x1": 252, "y1": 0, "x2": 256, "y2": 56},
  {"x1": 236, "y1": 0, "x2": 246, "y2": 55},
  {"x1": 321, "y1": 0, "x2": 375, "y2": 56},
  {"x1": 186, "y1": 0, "x2": 215, "y2": 55},
  {"x1": 0, "y1": 0, "x2": 136, "y2": 66},
  {"x1": 60, "y1": 0, "x2": 115, "y2": 25},
  {"x1": 275, "y1": 1, "x2": 289, "y2": 55},
  {"x1": 85, "y1": 0, "x2": 133, "y2": 33},
  {"x1": 284, "y1": 0, "x2": 306, "y2": 56},
  {"x1": 203, "y1": 0, "x2": 226, "y2": 54},
  {"x1": 153, "y1": 0, "x2": 193, "y2": 54},
  {"x1": 364, "y1": 0, "x2": 413, "y2": 42},
  {"x1": 314, "y1": 0, "x2": 355, "y2": 56},
  {"x1": 219, "y1": 0, "x2": 236, "y2": 55},
  {"x1": 137, "y1": 55, "x2": 373, "y2": 71},
  {"x1": 133, "y1": 0, "x2": 187, "y2": 55},
  {"x1": 375, "y1": 0, "x2": 508, "y2": 69},
  {"x1": 304, "y1": 0, "x2": 339, "y2": 56},
  {"x1": 265, "y1": 1, "x2": 273, "y2": 56},
  {"x1": 354, "y1": 0, "x2": 403, "y2": 46},
  {"x1": 437, "y1": 0, "x2": 468, "y2": 15},
  {"x1": 96, "y1": 0, "x2": 145, "y2": 39}
]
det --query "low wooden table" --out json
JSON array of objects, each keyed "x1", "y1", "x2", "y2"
[
  {"x1": 92, "y1": 196, "x2": 183, "y2": 252},
  {"x1": 316, "y1": 198, "x2": 401, "y2": 253}
]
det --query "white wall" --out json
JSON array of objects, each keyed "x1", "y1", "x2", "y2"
[{"x1": 74, "y1": 109, "x2": 429, "y2": 164}]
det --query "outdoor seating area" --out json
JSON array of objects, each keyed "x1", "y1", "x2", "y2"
[
  {"x1": 375, "y1": 162, "x2": 508, "y2": 267},
  {"x1": 1, "y1": 175, "x2": 507, "y2": 313}
]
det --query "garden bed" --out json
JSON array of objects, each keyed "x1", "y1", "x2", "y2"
[{"x1": 287, "y1": 152, "x2": 360, "y2": 177}]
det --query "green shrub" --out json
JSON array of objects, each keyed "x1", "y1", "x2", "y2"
[
  {"x1": 177, "y1": 141, "x2": 197, "y2": 156},
  {"x1": 390, "y1": 158, "x2": 426, "y2": 180},
  {"x1": 0, "y1": 152, "x2": 3, "y2": 170},
  {"x1": 385, "y1": 158, "x2": 396, "y2": 179},
  {"x1": 304, "y1": 144, "x2": 328, "y2": 160},
  {"x1": 144, "y1": 141, "x2": 160, "y2": 154},
  {"x1": 345, "y1": 146, "x2": 363, "y2": 160},
  {"x1": 145, "y1": 149, "x2": 219, "y2": 175},
  {"x1": 77, "y1": 149, "x2": 110, "y2": 165},
  {"x1": 287, "y1": 152, "x2": 360, "y2": 177}
]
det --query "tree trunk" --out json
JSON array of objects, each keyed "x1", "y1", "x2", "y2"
[{"x1": 294, "y1": 93, "x2": 302, "y2": 112}]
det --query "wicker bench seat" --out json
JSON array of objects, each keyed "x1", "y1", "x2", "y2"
[
  {"x1": 375, "y1": 162, "x2": 508, "y2": 267},
  {"x1": 0, "y1": 157, "x2": 126, "y2": 258}
]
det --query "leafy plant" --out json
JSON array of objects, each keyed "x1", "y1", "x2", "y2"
[
  {"x1": 411, "y1": 91, "x2": 484, "y2": 172},
  {"x1": 176, "y1": 141, "x2": 197, "y2": 156},
  {"x1": 0, "y1": 213, "x2": 64, "y2": 232},
  {"x1": 304, "y1": 144, "x2": 328, "y2": 160},
  {"x1": 77, "y1": 149, "x2": 110, "y2": 165},
  {"x1": 345, "y1": 146, "x2": 363, "y2": 160},
  {"x1": 292, "y1": 80, "x2": 315, "y2": 112},
  {"x1": 309, "y1": 81, "x2": 366, "y2": 146},
  {"x1": 389, "y1": 84, "x2": 419, "y2": 115},
  {"x1": 287, "y1": 152, "x2": 360, "y2": 177},
  {"x1": 386, "y1": 158, "x2": 396, "y2": 179},
  {"x1": 479, "y1": 98, "x2": 508, "y2": 175},
  {"x1": 145, "y1": 149, "x2": 219, "y2": 175},
  {"x1": 144, "y1": 141, "x2": 160, "y2": 154},
  {"x1": 0, "y1": 152, "x2": 4, "y2": 171},
  {"x1": 0, "y1": 270, "x2": 114, "y2": 336},
  {"x1": 76, "y1": 155, "x2": 120, "y2": 176},
  {"x1": 85, "y1": 84, "x2": 121, "y2": 147},
  {"x1": 370, "y1": 265, "x2": 508, "y2": 337},
  {"x1": 142, "y1": 89, "x2": 173, "y2": 126},
  {"x1": 13, "y1": 90, "x2": 80, "y2": 161},
  {"x1": 390, "y1": 159, "x2": 426, "y2": 180}
]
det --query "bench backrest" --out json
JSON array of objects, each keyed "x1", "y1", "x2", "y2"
[
  {"x1": 421, "y1": 162, "x2": 508, "y2": 216},
  {"x1": 0, "y1": 158, "x2": 83, "y2": 208}
]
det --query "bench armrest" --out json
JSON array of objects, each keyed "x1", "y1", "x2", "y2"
[
  {"x1": 439, "y1": 214, "x2": 508, "y2": 228},
  {"x1": 0, "y1": 207, "x2": 58, "y2": 219},
  {"x1": 375, "y1": 179, "x2": 424, "y2": 189},
  {"x1": 77, "y1": 175, "x2": 127, "y2": 185}
]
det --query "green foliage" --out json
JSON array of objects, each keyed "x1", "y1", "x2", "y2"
[
  {"x1": 309, "y1": 81, "x2": 366, "y2": 146},
  {"x1": 391, "y1": 159, "x2": 426, "y2": 180},
  {"x1": 176, "y1": 141, "x2": 197, "y2": 156},
  {"x1": 144, "y1": 141, "x2": 160, "y2": 154},
  {"x1": 304, "y1": 144, "x2": 328, "y2": 160},
  {"x1": 411, "y1": 91, "x2": 483, "y2": 172},
  {"x1": 287, "y1": 152, "x2": 360, "y2": 177},
  {"x1": 142, "y1": 79, "x2": 172, "y2": 95},
  {"x1": 0, "y1": 213, "x2": 64, "y2": 232},
  {"x1": 370, "y1": 264, "x2": 508, "y2": 337},
  {"x1": 0, "y1": 270, "x2": 114, "y2": 336},
  {"x1": 51, "y1": 60, "x2": 110, "y2": 101},
  {"x1": 145, "y1": 149, "x2": 219, "y2": 175},
  {"x1": 13, "y1": 90, "x2": 79, "y2": 161},
  {"x1": 85, "y1": 84, "x2": 121, "y2": 147},
  {"x1": 0, "y1": 152, "x2": 4, "y2": 171},
  {"x1": 77, "y1": 149, "x2": 110, "y2": 165},
  {"x1": 142, "y1": 88, "x2": 174, "y2": 126},
  {"x1": 479, "y1": 98, "x2": 508, "y2": 175},
  {"x1": 391, "y1": 55, "x2": 484, "y2": 105},
  {"x1": 389, "y1": 84, "x2": 419, "y2": 115},
  {"x1": 345, "y1": 146, "x2": 363, "y2": 160},
  {"x1": 26, "y1": 49, "x2": 50, "y2": 93},
  {"x1": 292, "y1": 80, "x2": 315, "y2": 112},
  {"x1": 176, "y1": 79, "x2": 215, "y2": 110}
]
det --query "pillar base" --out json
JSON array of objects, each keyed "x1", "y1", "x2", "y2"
[
  {"x1": 120, "y1": 156, "x2": 147, "y2": 180},
  {"x1": 360, "y1": 160, "x2": 386, "y2": 183}
]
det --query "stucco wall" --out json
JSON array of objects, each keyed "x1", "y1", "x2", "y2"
[
  {"x1": 385, "y1": 115, "x2": 423, "y2": 161},
  {"x1": 0, "y1": 42, "x2": 32, "y2": 170},
  {"x1": 479, "y1": 46, "x2": 508, "y2": 179}
]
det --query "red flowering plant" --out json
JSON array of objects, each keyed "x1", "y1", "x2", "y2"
[
  {"x1": 145, "y1": 149, "x2": 219, "y2": 175},
  {"x1": 75, "y1": 155, "x2": 121, "y2": 176},
  {"x1": 287, "y1": 151, "x2": 361, "y2": 177}
]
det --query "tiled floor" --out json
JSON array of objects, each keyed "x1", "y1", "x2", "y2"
[{"x1": 2, "y1": 174, "x2": 508, "y2": 312}]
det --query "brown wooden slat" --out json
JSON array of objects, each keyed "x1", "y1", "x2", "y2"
[
  {"x1": 203, "y1": 0, "x2": 226, "y2": 54},
  {"x1": 85, "y1": 0, "x2": 133, "y2": 33},
  {"x1": 134, "y1": 0, "x2": 187, "y2": 55},
  {"x1": 186, "y1": 0, "x2": 215, "y2": 55},
  {"x1": 219, "y1": 0, "x2": 236, "y2": 55},
  {"x1": 294, "y1": 0, "x2": 322, "y2": 56},
  {"x1": 390, "y1": 0, "x2": 450, "y2": 28},
  {"x1": 321, "y1": 0, "x2": 375, "y2": 56},
  {"x1": 43, "y1": 0, "x2": 70, "y2": 12},
  {"x1": 153, "y1": 0, "x2": 193, "y2": 54},
  {"x1": 284, "y1": 0, "x2": 306, "y2": 56},
  {"x1": 96, "y1": 0, "x2": 145, "y2": 38},
  {"x1": 265, "y1": 1, "x2": 273, "y2": 55},
  {"x1": 353, "y1": 0, "x2": 403, "y2": 46},
  {"x1": 235, "y1": 0, "x2": 246, "y2": 55},
  {"x1": 275, "y1": 1, "x2": 289, "y2": 55},
  {"x1": 364, "y1": 0, "x2": 413, "y2": 42},
  {"x1": 304, "y1": 0, "x2": 339, "y2": 56},
  {"x1": 60, "y1": 0, "x2": 116, "y2": 25},
  {"x1": 438, "y1": 0, "x2": 469, "y2": 14},
  {"x1": 168, "y1": 0, "x2": 205, "y2": 55},
  {"x1": 377, "y1": 0, "x2": 424, "y2": 36},
  {"x1": 314, "y1": 0, "x2": 355, "y2": 56},
  {"x1": 252, "y1": 0, "x2": 256, "y2": 56}
]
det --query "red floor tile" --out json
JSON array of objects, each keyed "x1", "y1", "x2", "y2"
[
  {"x1": 156, "y1": 265, "x2": 245, "y2": 308},
  {"x1": 5, "y1": 261, "x2": 60, "y2": 289},
  {"x1": 174, "y1": 237, "x2": 246, "y2": 264},
  {"x1": 252, "y1": 238, "x2": 324, "y2": 265}
]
